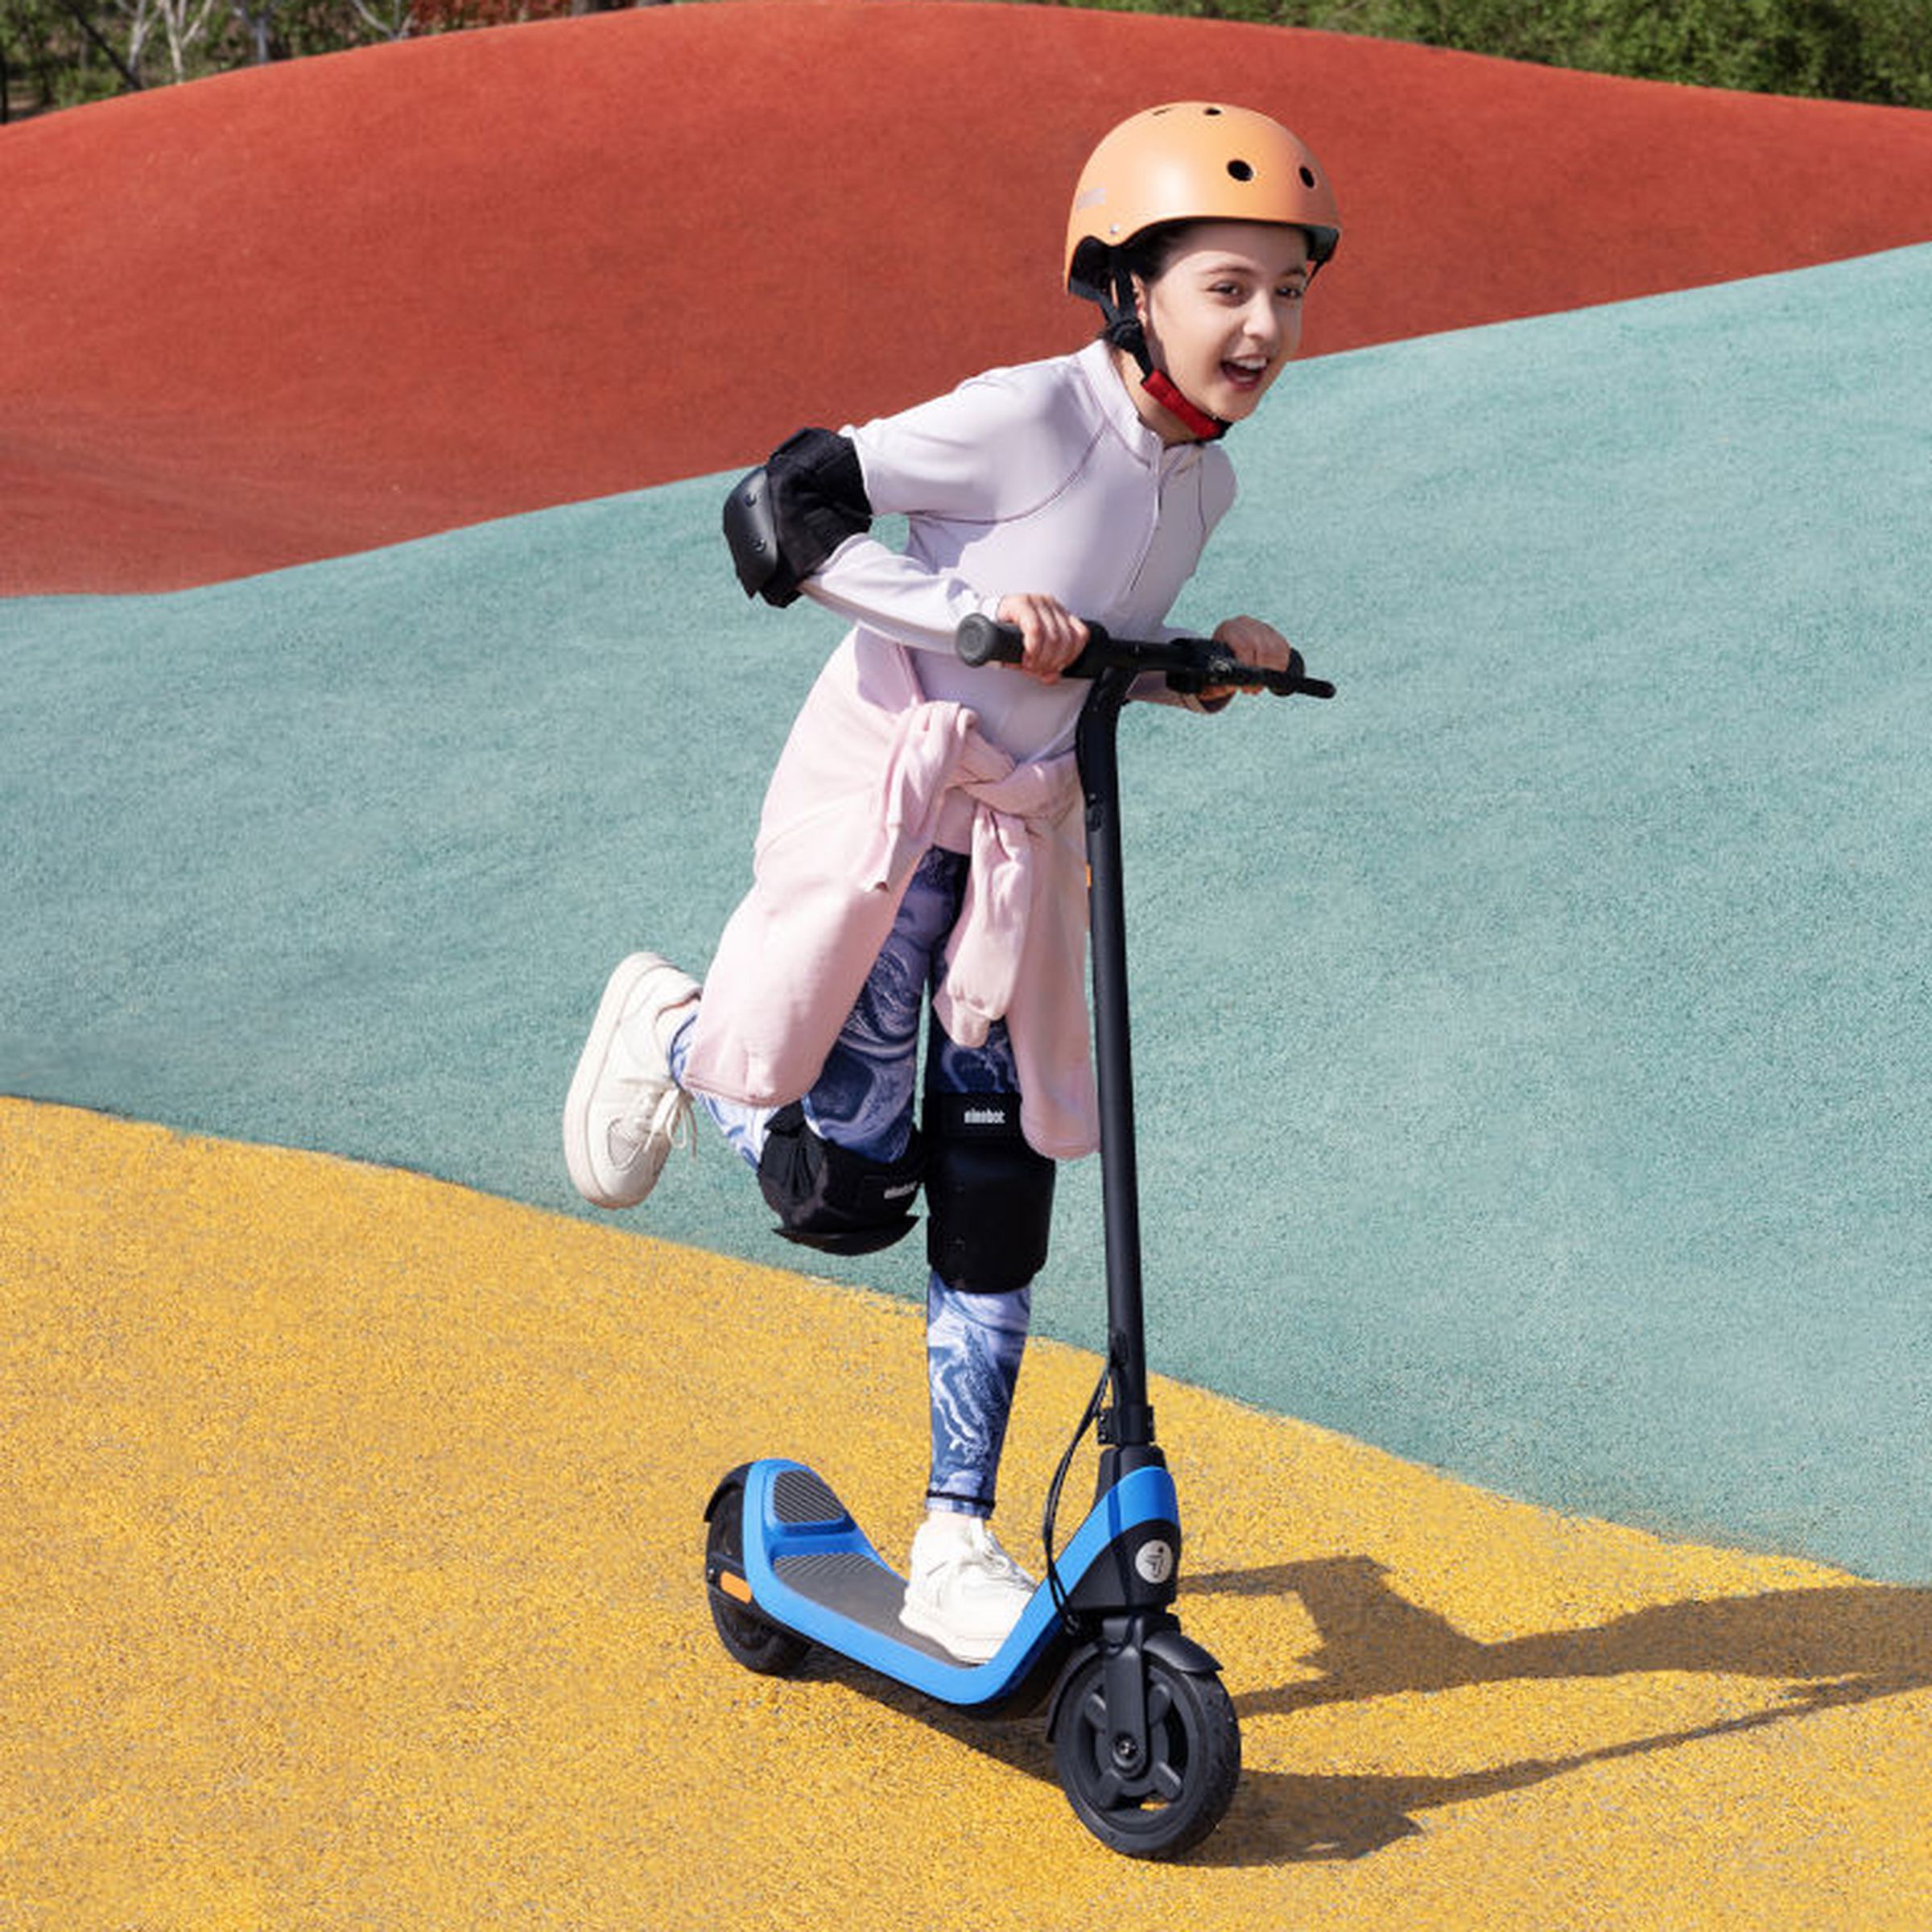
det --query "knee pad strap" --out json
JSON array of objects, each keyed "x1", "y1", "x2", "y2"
[{"x1": 757, "y1": 1103, "x2": 923, "y2": 1257}]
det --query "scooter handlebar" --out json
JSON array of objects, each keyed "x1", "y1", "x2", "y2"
[{"x1": 954, "y1": 613, "x2": 1335, "y2": 699}]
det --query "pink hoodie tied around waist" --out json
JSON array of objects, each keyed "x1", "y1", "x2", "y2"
[{"x1": 681, "y1": 634, "x2": 1096, "y2": 1160}]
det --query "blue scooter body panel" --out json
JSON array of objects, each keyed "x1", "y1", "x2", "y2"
[{"x1": 737, "y1": 1456, "x2": 1181, "y2": 1708}]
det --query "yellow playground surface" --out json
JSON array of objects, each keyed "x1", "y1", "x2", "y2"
[{"x1": 3, "y1": 1096, "x2": 1926, "y2": 1928}]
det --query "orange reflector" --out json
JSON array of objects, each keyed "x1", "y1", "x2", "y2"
[{"x1": 716, "y1": 1570, "x2": 753, "y2": 1604}]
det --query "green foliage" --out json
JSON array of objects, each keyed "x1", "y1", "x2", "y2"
[
  {"x1": 3, "y1": 0, "x2": 1928, "y2": 121},
  {"x1": 2, "y1": 0, "x2": 126, "y2": 112},
  {"x1": 1047, "y1": 0, "x2": 1932, "y2": 108},
  {"x1": 0, "y1": 0, "x2": 602, "y2": 117}
]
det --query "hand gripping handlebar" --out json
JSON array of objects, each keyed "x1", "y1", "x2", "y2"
[{"x1": 954, "y1": 613, "x2": 1335, "y2": 700}]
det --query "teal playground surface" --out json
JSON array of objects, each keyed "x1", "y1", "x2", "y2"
[{"x1": 6, "y1": 246, "x2": 1928, "y2": 1582}]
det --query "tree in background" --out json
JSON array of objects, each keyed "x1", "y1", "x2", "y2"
[
  {"x1": 1063, "y1": 0, "x2": 1930, "y2": 109},
  {"x1": 3, "y1": 0, "x2": 1926, "y2": 120}
]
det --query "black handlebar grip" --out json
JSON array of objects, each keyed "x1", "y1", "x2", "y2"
[
  {"x1": 954, "y1": 613, "x2": 1024, "y2": 667},
  {"x1": 1285, "y1": 653, "x2": 1337, "y2": 700}
]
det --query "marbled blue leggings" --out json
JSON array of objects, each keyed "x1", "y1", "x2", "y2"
[{"x1": 668, "y1": 848, "x2": 1034, "y2": 1519}]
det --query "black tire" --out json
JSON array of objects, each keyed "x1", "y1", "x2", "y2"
[
  {"x1": 704, "y1": 1482, "x2": 811, "y2": 1677},
  {"x1": 1052, "y1": 1650, "x2": 1241, "y2": 1859}
]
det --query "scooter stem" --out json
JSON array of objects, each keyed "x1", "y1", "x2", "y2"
[{"x1": 1075, "y1": 666, "x2": 1154, "y2": 1451}]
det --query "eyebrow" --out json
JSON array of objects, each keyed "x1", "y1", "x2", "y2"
[{"x1": 1197, "y1": 258, "x2": 1311, "y2": 282}]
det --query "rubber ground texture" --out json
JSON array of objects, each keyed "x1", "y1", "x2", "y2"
[{"x1": 6, "y1": 1098, "x2": 1930, "y2": 1928}]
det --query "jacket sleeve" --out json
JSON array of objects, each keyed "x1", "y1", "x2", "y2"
[
  {"x1": 800, "y1": 535, "x2": 1000, "y2": 655},
  {"x1": 800, "y1": 363, "x2": 1075, "y2": 654}
]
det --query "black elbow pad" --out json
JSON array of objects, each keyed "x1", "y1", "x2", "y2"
[{"x1": 722, "y1": 427, "x2": 872, "y2": 608}]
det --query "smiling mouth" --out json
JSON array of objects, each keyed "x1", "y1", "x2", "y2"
[{"x1": 1222, "y1": 357, "x2": 1270, "y2": 386}]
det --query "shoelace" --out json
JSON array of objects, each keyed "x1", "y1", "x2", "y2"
[
  {"x1": 950, "y1": 1524, "x2": 1033, "y2": 1588},
  {"x1": 613, "y1": 1081, "x2": 695, "y2": 1162}
]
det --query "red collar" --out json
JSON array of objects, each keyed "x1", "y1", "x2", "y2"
[{"x1": 1141, "y1": 369, "x2": 1229, "y2": 443}]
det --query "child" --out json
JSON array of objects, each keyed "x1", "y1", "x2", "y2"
[{"x1": 564, "y1": 102, "x2": 1340, "y2": 1663}]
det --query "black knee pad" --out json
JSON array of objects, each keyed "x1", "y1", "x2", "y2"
[
  {"x1": 923, "y1": 1092, "x2": 1056, "y2": 1295},
  {"x1": 757, "y1": 1102, "x2": 923, "y2": 1257}
]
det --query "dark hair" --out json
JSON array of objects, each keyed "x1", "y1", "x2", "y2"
[
  {"x1": 1089, "y1": 221, "x2": 1201, "y2": 351},
  {"x1": 1119, "y1": 220, "x2": 1198, "y2": 290},
  {"x1": 1082, "y1": 221, "x2": 1206, "y2": 355}
]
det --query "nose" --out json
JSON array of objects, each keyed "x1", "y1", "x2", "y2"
[
  {"x1": 1251, "y1": 287, "x2": 1305, "y2": 359},
  {"x1": 1240, "y1": 290, "x2": 1284, "y2": 351}
]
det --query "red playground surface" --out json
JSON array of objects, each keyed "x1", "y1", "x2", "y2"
[{"x1": 6, "y1": 0, "x2": 1932, "y2": 593}]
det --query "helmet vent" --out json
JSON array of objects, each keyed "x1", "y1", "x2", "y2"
[
  {"x1": 1299, "y1": 164, "x2": 1318, "y2": 188},
  {"x1": 1227, "y1": 159, "x2": 1254, "y2": 182}
]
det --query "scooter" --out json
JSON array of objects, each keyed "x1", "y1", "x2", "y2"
[{"x1": 704, "y1": 613, "x2": 1333, "y2": 1858}]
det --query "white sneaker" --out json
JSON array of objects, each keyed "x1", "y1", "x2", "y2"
[
  {"x1": 900, "y1": 1513, "x2": 1037, "y2": 1664},
  {"x1": 563, "y1": 952, "x2": 700, "y2": 1209}
]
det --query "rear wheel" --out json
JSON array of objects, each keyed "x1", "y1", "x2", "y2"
[
  {"x1": 1052, "y1": 1650, "x2": 1241, "y2": 1859},
  {"x1": 704, "y1": 1481, "x2": 811, "y2": 1677}
]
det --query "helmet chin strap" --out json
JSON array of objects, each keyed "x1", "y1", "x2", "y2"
[
  {"x1": 1139, "y1": 368, "x2": 1228, "y2": 443},
  {"x1": 1102, "y1": 262, "x2": 1229, "y2": 444}
]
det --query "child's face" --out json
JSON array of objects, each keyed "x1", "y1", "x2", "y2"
[{"x1": 1135, "y1": 221, "x2": 1313, "y2": 432}]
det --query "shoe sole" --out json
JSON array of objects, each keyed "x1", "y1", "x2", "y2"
[{"x1": 563, "y1": 952, "x2": 682, "y2": 1210}]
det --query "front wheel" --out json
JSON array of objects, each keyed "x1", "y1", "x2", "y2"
[
  {"x1": 704, "y1": 1480, "x2": 811, "y2": 1678},
  {"x1": 1052, "y1": 1650, "x2": 1241, "y2": 1859}
]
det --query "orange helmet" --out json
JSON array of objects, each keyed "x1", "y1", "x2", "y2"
[{"x1": 1066, "y1": 101, "x2": 1341, "y2": 301}]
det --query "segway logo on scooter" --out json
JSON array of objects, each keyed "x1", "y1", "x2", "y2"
[{"x1": 1135, "y1": 1539, "x2": 1174, "y2": 1585}]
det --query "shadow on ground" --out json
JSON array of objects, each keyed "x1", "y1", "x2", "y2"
[{"x1": 774, "y1": 1564, "x2": 1932, "y2": 1867}]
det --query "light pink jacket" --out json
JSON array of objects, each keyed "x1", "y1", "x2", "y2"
[{"x1": 681, "y1": 633, "x2": 1096, "y2": 1158}]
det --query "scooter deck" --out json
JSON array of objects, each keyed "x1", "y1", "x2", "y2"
[
  {"x1": 761, "y1": 1466, "x2": 962, "y2": 1666},
  {"x1": 737, "y1": 1456, "x2": 1183, "y2": 1707}
]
